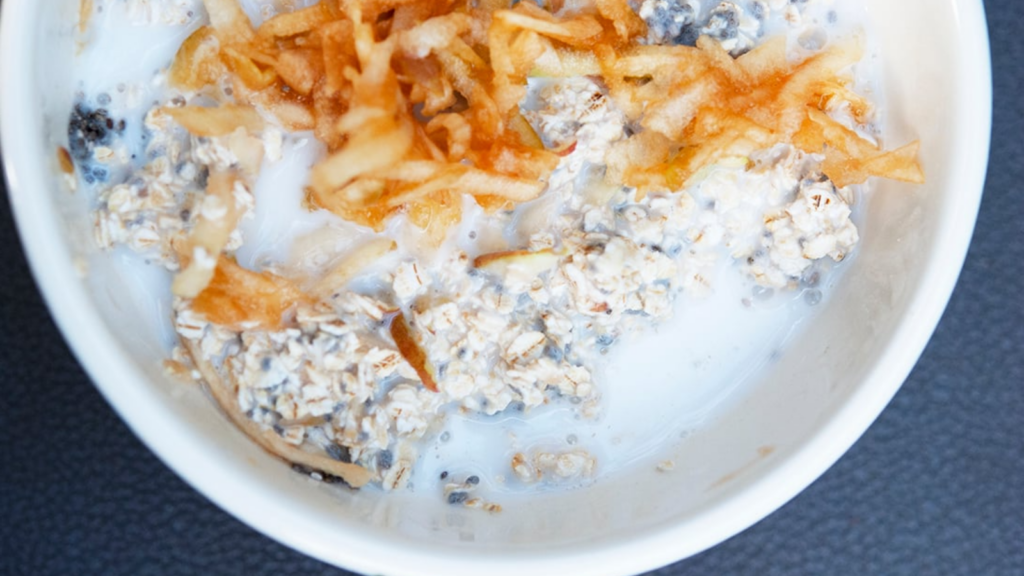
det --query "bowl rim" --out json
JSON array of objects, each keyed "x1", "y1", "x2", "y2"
[{"x1": 0, "y1": 1, "x2": 992, "y2": 574}]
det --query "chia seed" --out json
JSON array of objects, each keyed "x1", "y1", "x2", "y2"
[
  {"x1": 326, "y1": 443, "x2": 352, "y2": 463},
  {"x1": 440, "y1": 471, "x2": 449, "y2": 480},
  {"x1": 752, "y1": 285, "x2": 774, "y2": 301},
  {"x1": 801, "y1": 269, "x2": 820, "y2": 288},
  {"x1": 448, "y1": 491, "x2": 469, "y2": 505},
  {"x1": 702, "y1": 4, "x2": 741, "y2": 42},
  {"x1": 644, "y1": 0, "x2": 699, "y2": 46},
  {"x1": 378, "y1": 449, "x2": 394, "y2": 470},
  {"x1": 751, "y1": 1, "x2": 767, "y2": 20},
  {"x1": 544, "y1": 343, "x2": 564, "y2": 362},
  {"x1": 803, "y1": 289, "x2": 823, "y2": 306},
  {"x1": 466, "y1": 475, "x2": 480, "y2": 485},
  {"x1": 440, "y1": 431, "x2": 451, "y2": 442}
]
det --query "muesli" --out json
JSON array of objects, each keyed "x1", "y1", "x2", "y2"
[{"x1": 68, "y1": 0, "x2": 922, "y2": 504}]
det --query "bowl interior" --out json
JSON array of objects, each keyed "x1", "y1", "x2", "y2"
[{"x1": 0, "y1": 1, "x2": 990, "y2": 575}]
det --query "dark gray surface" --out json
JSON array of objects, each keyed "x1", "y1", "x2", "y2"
[{"x1": 1, "y1": 1, "x2": 1021, "y2": 574}]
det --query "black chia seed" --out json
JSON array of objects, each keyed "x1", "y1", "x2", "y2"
[
  {"x1": 378, "y1": 449, "x2": 394, "y2": 470},
  {"x1": 674, "y1": 25, "x2": 700, "y2": 47},
  {"x1": 544, "y1": 343, "x2": 564, "y2": 362},
  {"x1": 440, "y1": 471, "x2": 449, "y2": 480},
  {"x1": 751, "y1": 1, "x2": 766, "y2": 20},
  {"x1": 466, "y1": 475, "x2": 480, "y2": 486},
  {"x1": 448, "y1": 491, "x2": 469, "y2": 505},
  {"x1": 326, "y1": 443, "x2": 352, "y2": 463},
  {"x1": 196, "y1": 166, "x2": 210, "y2": 188}
]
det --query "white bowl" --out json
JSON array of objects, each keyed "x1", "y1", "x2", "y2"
[{"x1": 0, "y1": 1, "x2": 991, "y2": 575}]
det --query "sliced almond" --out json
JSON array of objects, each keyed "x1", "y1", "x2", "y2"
[{"x1": 473, "y1": 249, "x2": 561, "y2": 279}]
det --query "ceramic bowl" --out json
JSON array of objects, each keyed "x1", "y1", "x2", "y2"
[{"x1": 0, "y1": 1, "x2": 991, "y2": 574}]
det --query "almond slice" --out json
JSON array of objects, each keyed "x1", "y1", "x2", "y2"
[{"x1": 473, "y1": 249, "x2": 561, "y2": 279}]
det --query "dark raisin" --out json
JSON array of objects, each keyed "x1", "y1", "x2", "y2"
[{"x1": 448, "y1": 491, "x2": 469, "y2": 505}]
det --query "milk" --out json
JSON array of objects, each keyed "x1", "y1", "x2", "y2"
[{"x1": 411, "y1": 261, "x2": 834, "y2": 494}]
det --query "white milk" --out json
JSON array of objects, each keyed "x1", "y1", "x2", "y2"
[{"x1": 410, "y1": 261, "x2": 836, "y2": 494}]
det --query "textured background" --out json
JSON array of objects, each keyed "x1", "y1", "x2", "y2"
[{"x1": 1, "y1": 1, "x2": 1021, "y2": 575}]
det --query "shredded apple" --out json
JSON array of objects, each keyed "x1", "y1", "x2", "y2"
[{"x1": 168, "y1": 0, "x2": 922, "y2": 326}]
